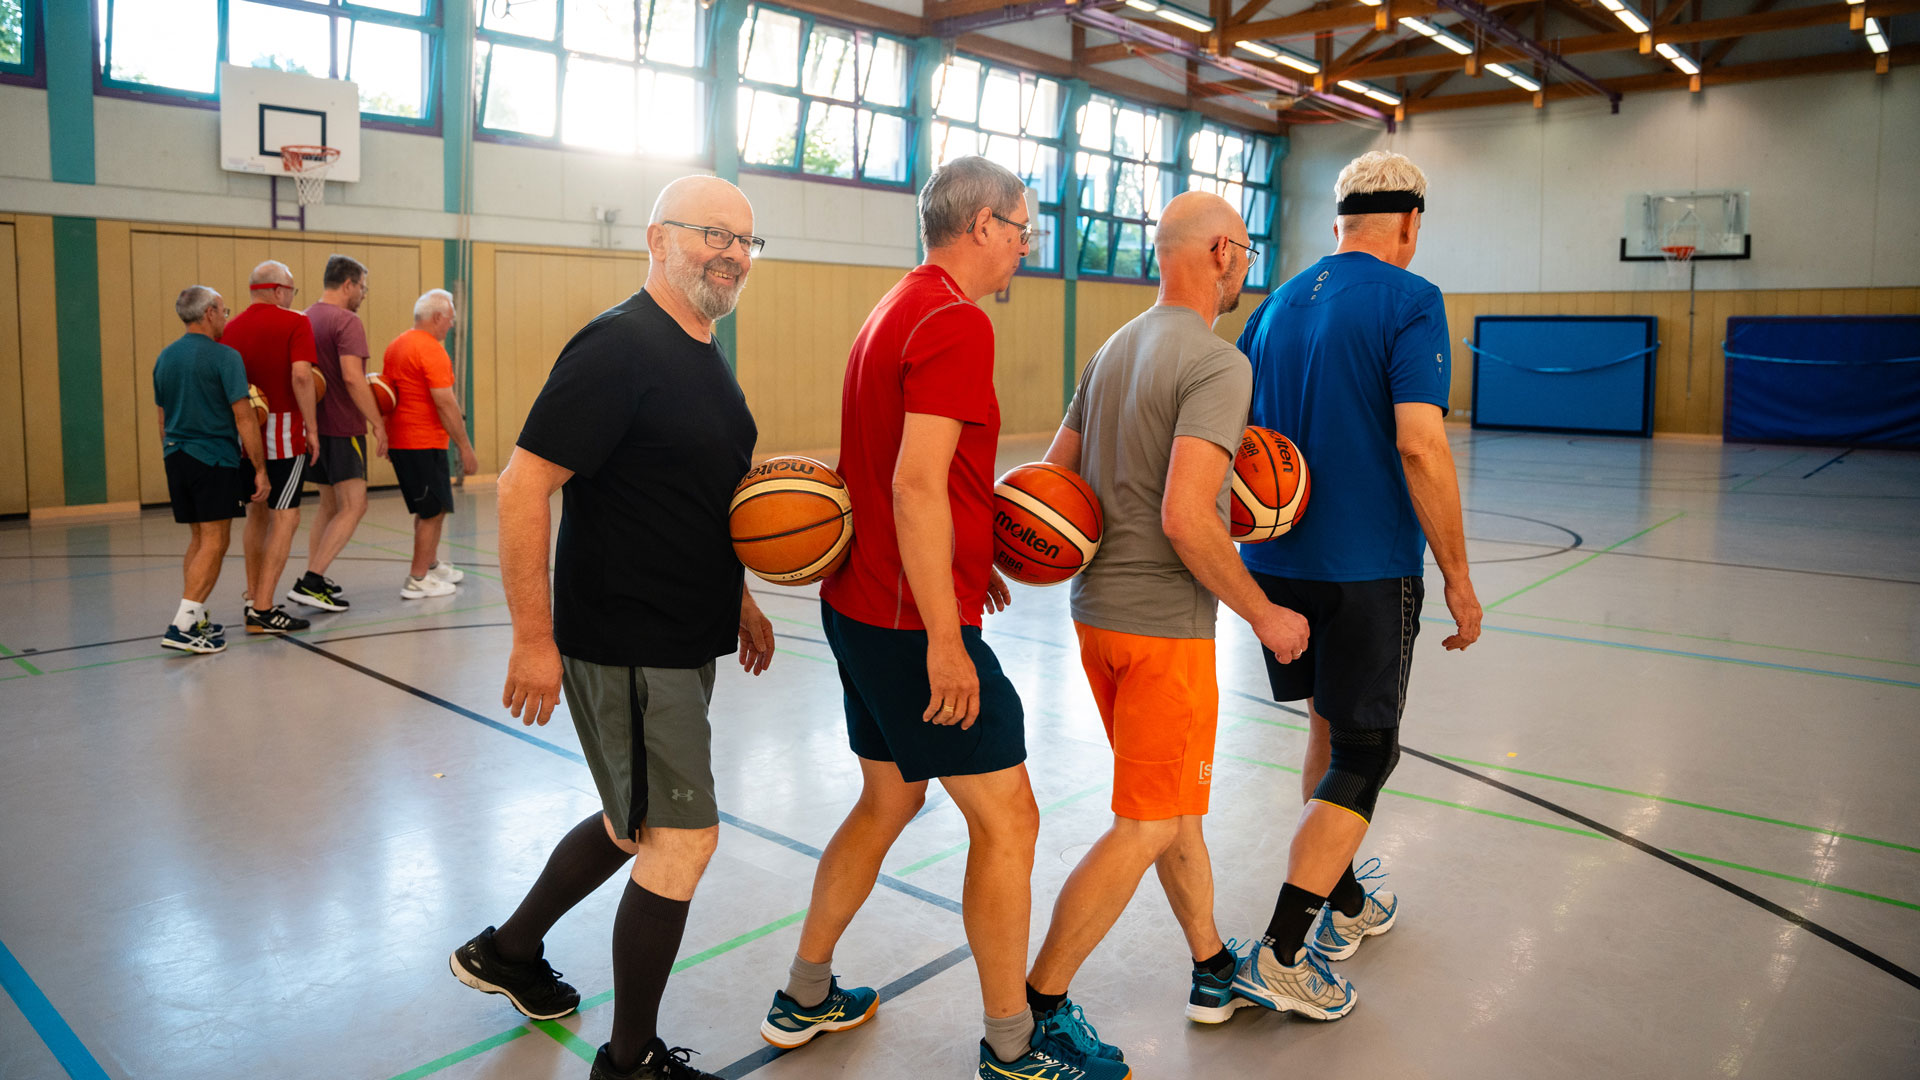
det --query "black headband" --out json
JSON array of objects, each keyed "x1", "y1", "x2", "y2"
[{"x1": 1336, "y1": 190, "x2": 1425, "y2": 215}]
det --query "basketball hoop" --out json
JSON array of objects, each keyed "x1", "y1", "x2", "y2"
[
  {"x1": 1661, "y1": 244, "x2": 1695, "y2": 263},
  {"x1": 279, "y1": 145, "x2": 340, "y2": 207}
]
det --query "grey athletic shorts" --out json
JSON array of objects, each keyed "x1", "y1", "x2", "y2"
[{"x1": 561, "y1": 656, "x2": 719, "y2": 835}]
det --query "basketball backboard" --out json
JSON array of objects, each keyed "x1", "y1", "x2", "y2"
[
  {"x1": 1621, "y1": 190, "x2": 1749, "y2": 260},
  {"x1": 219, "y1": 64, "x2": 362, "y2": 183}
]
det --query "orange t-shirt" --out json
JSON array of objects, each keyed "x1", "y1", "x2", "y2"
[{"x1": 382, "y1": 328, "x2": 455, "y2": 450}]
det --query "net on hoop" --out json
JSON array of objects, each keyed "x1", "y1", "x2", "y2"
[
  {"x1": 1661, "y1": 244, "x2": 1696, "y2": 262},
  {"x1": 279, "y1": 145, "x2": 340, "y2": 207}
]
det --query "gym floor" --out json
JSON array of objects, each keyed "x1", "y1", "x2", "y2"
[{"x1": 1, "y1": 430, "x2": 1915, "y2": 1080}]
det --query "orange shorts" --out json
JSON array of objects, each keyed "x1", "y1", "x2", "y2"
[{"x1": 1074, "y1": 622, "x2": 1220, "y2": 821}]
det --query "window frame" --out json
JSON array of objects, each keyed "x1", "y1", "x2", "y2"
[
  {"x1": 927, "y1": 53, "x2": 1070, "y2": 277},
  {"x1": 733, "y1": 3, "x2": 917, "y2": 192},
  {"x1": 1072, "y1": 92, "x2": 1182, "y2": 285},
  {"x1": 0, "y1": 0, "x2": 40, "y2": 85},
  {"x1": 1184, "y1": 121, "x2": 1279, "y2": 292},
  {"x1": 93, "y1": 0, "x2": 442, "y2": 132},
  {"x1": 473, "y1": 0, "x2": 715, "y2": 158}
]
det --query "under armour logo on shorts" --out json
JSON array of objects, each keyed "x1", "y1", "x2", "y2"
[{"x1": 671, "y1": 789, "x2": 694, "y2": 801}]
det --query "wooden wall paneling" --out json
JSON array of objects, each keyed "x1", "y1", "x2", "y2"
[
  {"x1": 15, "y1": 215, "x2": 64, "y2": 508},
  {"x1": 94, "y1": 220, "x2": 139, "y2": 503},
  {"x1": 129, "y1": 230, "x2": 174, "y2": 504},
  {"x1": 0, "y1": 224, "x2": 25, "y2": 514},
  {"x1": 469, "y1": 243, "x2": 498, "y2": 473}
]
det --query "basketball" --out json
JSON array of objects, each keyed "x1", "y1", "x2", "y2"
[
  {"x1": 247, "y1": 383, "x2": 267, "y2": 429},
  {"x1": 1230, "y1": 427, "x2": 1310, "y2": 543},
  {"x1": 728, "y1": 455, "x2": 853, "y2": 585},
  {"x1": 367, "y1": 372, "x2": 397, "y2": 416},
  {"x1": 992, "y1": 462, "x2": 1102, "y2": 586},
  {"x1": 311, "y1": 368, "x2": 328, "y2": 402}
]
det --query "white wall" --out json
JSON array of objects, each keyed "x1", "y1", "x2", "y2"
[{"x1": 1278, "y1": 68, "x2": 1920, "y2": 294}]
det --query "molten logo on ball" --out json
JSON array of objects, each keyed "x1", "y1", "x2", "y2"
[{"x1": 991, "y1": 462, "x2": 1103, "y2": 586}]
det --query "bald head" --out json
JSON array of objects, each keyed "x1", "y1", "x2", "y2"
[
  {"x1": 1152, "y1": 191, "x2": 1251, "y2": 318},
  {"x1": 1154, "y1": 191, "x2": 1247, "y2": 258},
  {"x1": 649, "y1": 175, "x2": 752, "y2": 228},
  {"x1": 248, "y1": 260, "x2": 293, "y2": 288}
]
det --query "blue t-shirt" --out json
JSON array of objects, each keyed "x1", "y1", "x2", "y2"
[
  {"x1": 153, "y1": 333, "x2": 250, "y2": 468},
  {"x1": 1236, "y1": 251, "x2": 1451, "y2": 582}
]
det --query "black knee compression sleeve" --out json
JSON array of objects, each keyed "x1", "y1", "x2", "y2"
[{"x1": 1310, "y1": 727, "x2": 1401, "y2": 822}]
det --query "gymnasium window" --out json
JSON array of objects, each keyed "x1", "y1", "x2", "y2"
[
  {"x1": 736, "y1": 4, "x2": 914, "y2": 188},
  {"x1": 95, "y1": 0, "x2": 441, "y2": 125},
  {"x1": 1186, "y1": 123, "x2": 1278, "y2": 290},
  {"x1": 475, "y1": 0, "x2": 711, "y2": 158},
  {"x1": 1, "y1": 0, "x2": 34, "y2": 80},
  {"x1": 929, "y1": 56, "x2": 1067, "y2": 273},
  {"x1": 1073, "y1": 94, "x2": 1179, "y2": 282}
]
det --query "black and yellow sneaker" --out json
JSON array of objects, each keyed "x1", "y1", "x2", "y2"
[{"x1": 287, "y1": 573, "x2": 348, "y2": 612}]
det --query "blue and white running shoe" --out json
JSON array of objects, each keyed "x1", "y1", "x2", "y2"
[
  {"x1": 978, "y1": 1035, "x2": 1131, "y2": 1080},
  {"x1": 759, "y1": 977, "x2": 878, "y2": 1048},
  {"x1": 1186, "y1": 939, "x2": 1256, "y2": 1023},
  {"x1": 1033, "y1": 998, "x2": 1124, "y2": 1062},
  {"x1": 1232, "y1": 942, "x2": 1357, "y2": 1021},
  {"x1": 1312, "y1": 858, "x2": 1399, "y2": 961}
]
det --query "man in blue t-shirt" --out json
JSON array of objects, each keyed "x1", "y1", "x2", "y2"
[
  {"x1": 152, "y1": 285, "x2": 269, "y2": 654},
  {"x1": 1224, "y1": 151, "x2": 1482, "y2": 1022}
]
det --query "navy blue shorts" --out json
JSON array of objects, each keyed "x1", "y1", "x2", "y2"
[
  {"x1": 1251, "y1": 572, "x2": 1423, "y2": 732},
  {"x1": 820, "y1": 600, "x2": 1027, "y2": 783}
]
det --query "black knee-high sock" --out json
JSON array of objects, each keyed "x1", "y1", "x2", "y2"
[
  {"x1": 1327, "y1": 863, "x2": 1364, "y2": 918},
  {"x1": 1263, "y1": 882, "x2": 1326, "y2": 964},
  {"x1": 609, "y1": 880, "x2": 691, "y2": 1068},
  {"x1": 494, "y1": 814, "x2": 632, "y2": 963}
]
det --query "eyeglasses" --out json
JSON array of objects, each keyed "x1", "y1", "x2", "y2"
[
  {"x1": 662, "y1": 220, "x2": 767, "y2": 257},
  {"x1": 983, "y1": 211, "x2": 1033, "y2": 246},
  {"x1": 1214, "y1": 236, "x2": 1260, "y2": 264}
]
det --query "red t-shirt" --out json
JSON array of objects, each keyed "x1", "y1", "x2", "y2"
[
  {"x1": 382, "y1": 328, "x2": 455, "y2": 450},
  {"x1": 223, "y1": 301, "x2": 318, "y2": 459},
  {"x1": 821, "y1": 265, "x2": 1001, "y2": 631}
]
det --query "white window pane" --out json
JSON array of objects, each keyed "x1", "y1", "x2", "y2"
[
  {"x1": 473, "y1": 41, "x2": 491, "y2": 105},
  {"x1": 1078, "y1": 101, "x2": 1112, "y2": 152},
  {"x1": 1028, "y1": 211, "x2": 1059, "y2": 270},
  {"x1": 1021, "y1": 77, "x2": 1061, "y2": 138},
  {"x1": 1111, "y1": 107, "x2": 1145, "y2": 161},
  {"x1": 104, "y1": 0, "x2": 219, "y2": 91},
  {"x1": 859, "y1": 36, "x2": 907, "y2": 108},
  {"x1": 483, "y1": 0, "x2": 556, "y2": 40},
  {"x1": 1221, "y1": 134, "x2": 1246, "y2": 180},
  {"x1": 1077, "y1": 153, "x2": 1111, "y2": 213},
  {"x1": 3, "y1": 0, "x2": 23, "y2": 65},
  {"x1": 564, "y1": 0, "x2": 636, "y2": 61},
  {"x1": 1021, "y1": 142, "x2": 1061, "y2": 202},
  {"x1": 348, "y1": 22, "x2": 425, "y2": 118},
  {"x1": 1114, "y1": 162, "x2": 1147, "y2": 219},
  {"x1": 1221, "y1": 181, "x2": 1243, "y2": 211},
  {"x1": 803, "y1": 26, "x2": 857, "y2": 100},
  {"x1": 742, "y1": 8, "x2": 800, "y2": 85},
  {"x1": 1113, "y1": 222, "x2": 1146, "y2": 278},
  {"x1": 638, "y1": 69, "x2": 702, "y2": 157},
  {"x1": 802, "y1": 101, "x2": 856, "y2": 178},
  {"x1": 353, "y1": 0, "x2": 422, "y2": 13},
  {"x1": 562, "y1": 57, "x2": 635, "y2": 151},
  {"x1": 229, "y1": 1, "x2": 331, "y2": 78},
  {"x1": 933, "y1": 121, "x2": 980, "y2": 166},
  {"x1": 738, "y1": 89, "x2": 800, "y2": 166},
  {"x1": 483, "y1": 45, "x2": 557, "y2": 136},
  {"x1": 859, "y1": 110, "x2": 907, "y2": 183},
  {"x1": 978, "y1": 69, "x2": 1020, "y2": 134},
  {"x1": 642, "y1": 0, "x2": 699, "y2": 67},
  {"x1": 933, "y1": 57, "x2": 980, "y2": 123},
  {"x1": 1248, "y1": 140, "x2": 1272, "y2": 184},
  {"x1": 1154, "y1": 111, "x2": 1180, "y2": 162},
  {"x1": 1190, "y1": 132, "x2": 1218, "y2": 175},
  {"x1": 983, "y1": 134, "x2": 1021, "y2": 176}
]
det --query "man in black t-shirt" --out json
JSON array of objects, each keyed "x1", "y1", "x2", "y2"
[{"x1": 448, "y1": 175, "x2": 774, "y2": 1080}]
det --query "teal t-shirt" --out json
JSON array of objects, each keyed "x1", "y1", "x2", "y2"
[{"x1": 153, "y1": 333, "x2": 250, "y2": 468}]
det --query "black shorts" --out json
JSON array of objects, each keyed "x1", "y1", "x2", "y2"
[
  {"x1": 310, "y1": 435, "x2": 367, "y2": 485},
  {"x1": 163, "y1": 451, "x2": 247, "y2": 524},
  {"x1": 1252, "y1": 572, "x2": 1424, "y2": 731},
  {"x1": 821, "y1": 600, "x2": 1027, "y2": 783},
  {"x1": 390, "y1": 448, "x2": 453, "y2": 518},
  {"x1": 260, "y1": 456, "x2": 306, "y2": 511}
]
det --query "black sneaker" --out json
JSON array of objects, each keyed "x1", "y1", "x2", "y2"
[
  {"x1": 590, "y1": 1039, "x2": 721, "y2": 1080},
  {"x1": 245, "y1": 606, "x2": 310, "y2": 635},
  {"x1": 321, "y1": 575, "x2": 346, "y2": 597},
  {"x1": 449, "y1": 926, "x2": 580, "y2": 1020},
  {"x1": 286, "y1": 578, "x2": 349, "y2": 611}
]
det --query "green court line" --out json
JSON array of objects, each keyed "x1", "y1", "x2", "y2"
[
  {"x1": 1486, "y1": 511, "x2": 1686, "y2": 610},
  {"x1": 1446, "y1": 618, "x2": 1920, "y2": 689},
  {"x1": 1492, "y1": 610, "x2": 1920, "y2": 670},
  {"x1": 0, "y1": 643, "x2": 41, "y2": 676},
  {"x1": 1237, "y1": 714, "x2": 1920, "y2": 853},
  {"x1": 530, "y1": 1018, "x2": 597, "y2": 1063},
  {"x1": 385, "y1": 1026, "x2": 533, "y2": 1080},
  {"x1": 1729, "y1": 451, "x2": 1808, "y2": 492},
  {"x1": 891, "y1": 782, "x2": 1109, "y2": 877},
  {"x1": 1667, "y1": 851, "x2": 1920, "y2": 911}
]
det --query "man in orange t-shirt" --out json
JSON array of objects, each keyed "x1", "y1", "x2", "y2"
[{"x1": 382, "y1": 289, "x2": 478, "y2": 599}]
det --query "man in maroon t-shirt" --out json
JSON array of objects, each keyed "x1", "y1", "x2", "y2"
[
  {"x1": 761, "y1": 158, "x2": 1125, "y2": 1080},
  {"x1": 224, "y1": 260, "x2": 319, "y2": 635}
]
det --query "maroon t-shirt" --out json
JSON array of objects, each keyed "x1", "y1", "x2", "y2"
[{"x1": 306, "y1": 301, "x2": 371, "y2": 438}]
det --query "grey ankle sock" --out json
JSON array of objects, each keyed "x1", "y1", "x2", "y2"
[
  {"x1": 785, "y1": 955, "x2": 833, "y2": 1008},
  {"x1": 984, "y1": 1008, "x2": 1035, "y2": 1064}
]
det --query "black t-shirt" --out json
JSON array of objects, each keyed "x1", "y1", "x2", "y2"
[{"x1": 516, "y1": 289, "x2": 758, "y2": 668}]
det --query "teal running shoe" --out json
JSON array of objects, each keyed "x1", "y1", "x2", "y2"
[
  {"x1": 978, "y1": 1039, "x2": 1131, "y2": 1080},
  {"x1": 1186, "y1": 939, "x2": 1256, "y2": 1023},
  {"x1": 758, "y1": 976, "x2": 878, "y2": 1048},
  {"x1": 1033, "y1": 999, "x2": 1123, "y2": 1062}
]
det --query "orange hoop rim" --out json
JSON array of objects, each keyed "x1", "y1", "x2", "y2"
[
  {"x1": 1661, "y1": 244, "x2": 1696, "y2": 261},
  {"x1": 279, "y1": 145, "x2": 341, "y2": 173}
]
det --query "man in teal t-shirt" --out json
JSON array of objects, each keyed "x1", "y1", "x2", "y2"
[{"x1": 152, "y1": 285, "x2": 268, "y2": 654}]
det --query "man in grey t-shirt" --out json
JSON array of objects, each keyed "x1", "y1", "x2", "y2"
[{"x1": 1021, "y1": 192, "x2": 1310, "y2": 1041}]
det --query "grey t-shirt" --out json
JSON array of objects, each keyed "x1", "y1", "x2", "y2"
[{"x1": 1063, "y1": 304, "x2": 1252, "y2": 639}]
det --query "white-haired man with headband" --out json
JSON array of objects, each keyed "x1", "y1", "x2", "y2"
[{"x1": 1224, "y1": 149, "x2": 1481, "y2": 1021}]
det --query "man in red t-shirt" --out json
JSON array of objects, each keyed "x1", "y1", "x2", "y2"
[
  {"x1": 763, "y1": 158, "x2": 1124, "y2": 1080},
  {"x1": 223, "y1": 260, "x2": 319, "y2": 635}
]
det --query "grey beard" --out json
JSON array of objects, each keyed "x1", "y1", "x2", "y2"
[{"x1": 666, "y1": 249, "x2": 745, "y2": 321}]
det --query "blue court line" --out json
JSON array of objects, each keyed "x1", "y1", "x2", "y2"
[
  {"x1": 0, "y1": 937, "x2": 111, "y2": 1080},
  {"x1": 1455, "y1": 619, "x2": 1920, "y2": 690}
]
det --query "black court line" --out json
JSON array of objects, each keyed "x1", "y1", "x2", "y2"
[
  {"x1": 714, "y1": 943, "x2": 976, "y2": 1079},
  {"x1": 1229, "y1": 690, "x2": 1920, "y2": 991},
  {"x1": 11, "y1": 634, "x2": 152, "y2": 658},
  {"x1": 304, "y1": 622, "x2": 512, "y2": 646},
  {"x1": 1802, "y1": 447, "x2": 1855, "y2": 480}
]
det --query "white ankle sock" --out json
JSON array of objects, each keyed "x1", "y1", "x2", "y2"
[{"x1": 173, "y1": 599, "x2": 202, "y2": 632}]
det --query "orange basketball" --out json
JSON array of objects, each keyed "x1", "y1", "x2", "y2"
[
  {"x1": 247, "y1": 383, "x2": 267, "y2": 430},
  {"x1": 367, "y1": 372, "x2": 397, "y2": 416},
  {"x1": 992, "y1": 462, "x2": 1103, "y2": 586},
  {"x1": 729, "y1": 455, "x2": 853, "y2": 585},
  {"x1": 1231, "y1": 427, "x2": 1310, "y2": 543},
  {"x1": 311, "y1": 367, "x2": 328, "y2": 402}
]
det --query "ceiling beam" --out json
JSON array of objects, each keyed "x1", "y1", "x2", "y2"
[
  {"x1": 772, "y1": 0, "x2": 922, "y2": 36},
  {"x1": 1228, "y1": 0, "x2": 1275, "y2": 26},
  {"x1": 1428, "y1": 0, "x2": 1618, "y2": 104},
  {"x1": 957, "y1": 31, "x2": 1285, "y2": 130},
  {"x1": 1702, "y1": 0, "x2": 1782, "y2": 68},
  {"x1": 1651, "y1": 0, "x2": 1692, "y2": 29},
  {"x1": 1228, "y1": 0, "x2": 1538, "y2": 45}
]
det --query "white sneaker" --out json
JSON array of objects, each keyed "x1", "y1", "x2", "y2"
[
  {"x1": 1312, "y1": 858, "x2": 1399, "y2": 961},
  {"x1": 401, "y1": 574, "x2": 457, "y2": 600},
  {"x1": 428, "y1": 561, "x2": 464, "y2": 584}
]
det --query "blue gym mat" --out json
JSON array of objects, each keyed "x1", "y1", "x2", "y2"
[{"x1": 1471, "y1": 315, "x2": 1659, "y2": 437}]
